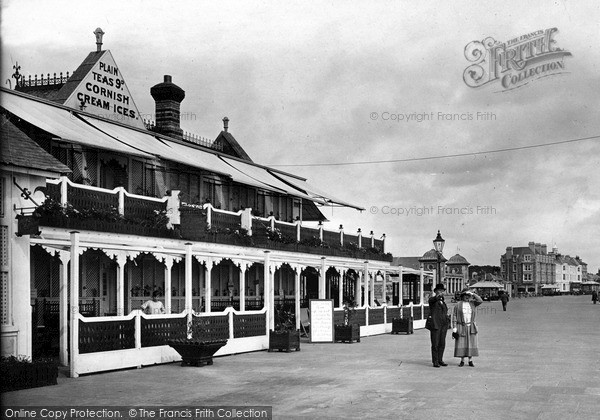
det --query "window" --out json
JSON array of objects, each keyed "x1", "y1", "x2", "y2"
[
  {"x1": 524, "y1": 264, "x2": 532, "y2": 271},
  {"x1": 513, "y1": 264, "x2": 517, "y2": 271},
  {"x1": 524, "y1": 274, "x2": 532, "y2": 281},
  {"x1": 524, "y1": 254, "x2": 531, "y2": 262}
]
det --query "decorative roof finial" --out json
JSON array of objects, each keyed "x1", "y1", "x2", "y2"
[
  {"x1": 12, "y1": 62, "x2": 22, "y2": 88},
  {"x1": 223, "y1": 116, "x2": 229, "y2": 132},
  {"x1": 93, "y1": 28, "x2": 105, "y2": 52}
]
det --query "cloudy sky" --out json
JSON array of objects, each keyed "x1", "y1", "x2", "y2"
[{"x1": 2, "y1": 0, "x2": 599, "y2": 271}]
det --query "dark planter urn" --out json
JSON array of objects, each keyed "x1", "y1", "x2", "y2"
[
  {"x1": 0, "y1": 360, "x2": 58, "y2": 392},
  {"x1": 391, "y1": 317, "x2": 414, "y2": 335},
  {"x1": 334, "y1": 324, "x2": 361, "y2": 343},
  {"x1": 167, "y1": 339, "x2": 228, "y2": 366},
  {"x1": 268, "y1": 330, "x2": 301, "y2": 352}
]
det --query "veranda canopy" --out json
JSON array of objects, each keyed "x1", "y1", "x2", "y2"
[{"x1": 469, "y1": 281, "x2": 504, "y2": 289}]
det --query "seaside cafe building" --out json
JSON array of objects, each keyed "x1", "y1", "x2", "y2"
[{"x1": 0, "y1": 31, "x2": 433, "y2": 376}]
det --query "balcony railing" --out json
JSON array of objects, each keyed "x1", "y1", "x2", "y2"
[{"x1": 19, "y1": 177, "x2": 392, "y2": 261}]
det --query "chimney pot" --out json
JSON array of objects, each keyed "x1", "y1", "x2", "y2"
[{"x1": 150, "y1": 75, "x2": 185, "y2": 139}]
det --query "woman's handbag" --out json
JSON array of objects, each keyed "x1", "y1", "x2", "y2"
[{"x1": 425, "y1": 316, "x2": 433, "y2": 331}]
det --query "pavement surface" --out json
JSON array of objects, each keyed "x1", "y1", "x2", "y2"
[{"x1": 2, "y1": 295, "x2": 600, "y2": 420}]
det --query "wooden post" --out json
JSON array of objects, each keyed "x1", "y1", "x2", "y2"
[{"x1": 69, "y1": 231, "x2": 80, "y2": 378}]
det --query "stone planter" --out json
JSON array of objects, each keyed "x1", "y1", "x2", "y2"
[
  {"x1": 268, "y1": 330, "x2": 301, "y2": 352},
  {"x1": 391, "y1": 317, "x2": 414, "y2": 335},
  {"x1": 334, "y1": 324, "x2": 360, "y2": 343},
  {"x1": 0, "y1": 359, "x2": 58, "y2": 392},
  {"x1": 167, "y1": 339, "x2": 228, "y2": 366}
]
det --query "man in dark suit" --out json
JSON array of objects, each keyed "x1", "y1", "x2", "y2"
[
  {"x1": 428, "y1": 283, "x2": 449, "y2": 367},
  {"x1": 500, "y1": 291, "x2": 510, "y2": 311}
]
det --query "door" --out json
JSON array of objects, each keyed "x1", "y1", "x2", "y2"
[{"x1": 100, "y1": 265, "x2": 117, "y2": 315}]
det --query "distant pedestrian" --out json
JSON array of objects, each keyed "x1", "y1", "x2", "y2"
[
  {"x1": 500, "y1": 291, "x2": 509, "y2": 311},
  {"x1": 452, "y1": 289, "x2": 483, "y2": 367},
  {"x1": 592, "y1": 290, "x2": 598, "y2": 304},
  {"x1": 428, "y1": 283, "x2": 450, "y2": 368}
]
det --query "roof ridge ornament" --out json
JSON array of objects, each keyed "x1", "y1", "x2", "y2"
[{"x1": 94, "y1": 27, "x2": 105, "y2": 52}]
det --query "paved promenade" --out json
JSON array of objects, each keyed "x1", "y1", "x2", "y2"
[{"x1": 2, "y1": 295, "x2": 599, "y2": 419}]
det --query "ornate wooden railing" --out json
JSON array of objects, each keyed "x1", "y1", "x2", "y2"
[
  {"x1": 299, "y1": 225, "x2": 320, "y2": 242},
  {"x1": 274, "y1": 220, "x2": 297, "y2": 240},
  {"x1": 233, "y1": 313, "x2": 266, "y2": 338},
  {"x1": 343, "y1": 233, "x2": 360, "y2": 247},
  {"x1": 386, "y1": 307, "x2": 401, "y2": 320},
  {"x1": 140, "y1": 317, "x2": 187, "y2": 347},
  {"x1": 79, "y1": 318, "x2": 135, "y2": 353},
  {"x1": 355, "y1": 308, "x2": 367, "y2": 326},
  {"x1": 368, "y1": 308, "x2": 385, "y2": 325},
  {"x1": 211, "y1": 210, "x2": 242, "y2": 231},
  {"x1": 34, "y1": 177, "x2": 390, "y2": 260},
  {"x1": 190, "y1": 314, "x2": 229, "y2": 341},
  {"x1": 333, "y1": 310, "x2": 345, "y2": 325},
  {"x1": 322, "y1": 229, "x2": 341, "y2": 246},
  {"x1": 68, "y1": 183, "x2": 118, "y2": 212},
  {"x1": 245, "y1": 297, "x2": 264, "y2": 311},
  {"x1": 124, "y1": 195, "x2": 167, "y2": 220}
]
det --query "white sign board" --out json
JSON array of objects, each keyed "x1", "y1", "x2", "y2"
[
  {"x1": 63, "y1": 50, "x2": 145, "y2": 129},
  {"x1": 309, "y1": 299, "x2": 334, "y2": 343}
]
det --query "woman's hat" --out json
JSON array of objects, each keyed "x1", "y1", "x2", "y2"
[
  {"x1": 434, "y1": 283, "x2": 446, "y2": 291},
  {"x1": 460, "y1": 287, "x2": 471, "y2": 297}
]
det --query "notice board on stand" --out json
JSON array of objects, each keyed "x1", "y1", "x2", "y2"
[{"x1": 309, "y1": 299, "x2": 334, "y2": 343}]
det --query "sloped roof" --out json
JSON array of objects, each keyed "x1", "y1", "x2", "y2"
[
  {"x1": 214, "y1": 130, "x2": 253, "y2": 162},
  {"x1": 392, "y1": 257, "x2": 421, "y2": 270},
  {"x1": 447, "y1": 253, "x2": 470, "y2": 265},
  {"x1": 53, "y1": 50, "x2": 104, "y2": 104},
  {"x1": 420, "y1": 249, "x2": 447, "y2": 262},
  {"x1": 0, "y1": 115, "x2": 71, "y2": 174}
]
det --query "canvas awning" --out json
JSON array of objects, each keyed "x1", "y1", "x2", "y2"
[
  {"x1": 2, "y1": 88, "x2": 365, "y2": 211},
  {"x1": 269, "y1": 170, "x2": 365, "y2": 211},
  {"x1": 220, "y1": 157, "x2": 329, "y2": 205},
  {"x1": 470, "y1": 281, "x2": 504, "y2": 288},
  {"x1": 1, "y1": 89, "x2": 153, "y2": 159},
  {"x1": 78, "y1": 114, "x2": 235, "y2": 177}
]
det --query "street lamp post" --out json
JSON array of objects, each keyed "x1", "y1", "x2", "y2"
[{"x1": 433, "y1": 230, "x2": 445, "y2": 289}]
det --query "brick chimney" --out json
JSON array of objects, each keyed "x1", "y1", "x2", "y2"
[
  {"x1": 528, "y1": 241, "x2": 535, "y2": 252},
  {"x1": 150, "y1": 75, "x2": 185, "y2": 139},
  {"x1": 541, "y1": 244, "x2": 547, "y2": 255},
  {"x1": 535, "y1": 242, "x2": 542, "y2": 254}
]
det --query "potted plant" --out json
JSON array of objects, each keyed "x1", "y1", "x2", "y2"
[
  {"x1": 334, "y1": 300, "x2": 361, "y2": 343},
  {"x1": 167, "y1": 316, "x2": 228, "y2": 366},
  {"x1": 391, "y1": 308, "x2": 414, "y2": 335},
  {"x1": 268, "y1": 304, "x2": 300, "y2": 352},
  {"x1": 1, "y1": 355, "x2": 58, "y2": 392}
]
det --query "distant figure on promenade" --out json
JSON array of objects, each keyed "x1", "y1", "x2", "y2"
[
  {"x1": 141, "y1": 291, "x2": 166, "y2": 314},
  {"x1": 592, "y1": 290, "x2": 598, "y2": 304},
  {"x1": 500, "y1": 291, "x2": 509, "y2": 311},
  {"x1": 452, "y1": 289, "x2": 483, "y2": 367},
  {"x1": 428, "y1": 283, "x2": 450, "y2": 368}
]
